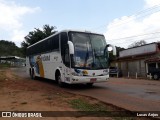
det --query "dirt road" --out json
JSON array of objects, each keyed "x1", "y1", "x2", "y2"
[
  {"x1": 1, "y1": 68, "x2": 114, "y2": 120},
  {"x1": 65, "y1": 78, "x2": 160, "y2": 111},
  {"x1": 12, "y1": 67, "x2": 160, "y2": 111},
  {"x1": 1, "y1": 67, "x2": 159, "y2": 120}
]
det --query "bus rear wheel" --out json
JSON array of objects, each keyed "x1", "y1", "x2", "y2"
[{"x1": 30, "y1": 68, "x2": 36, "y2": 80}]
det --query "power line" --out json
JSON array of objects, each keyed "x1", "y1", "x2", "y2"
[
  {"x1": 91, "y1": 5, "x2": 160, "y2": 47},
  {"x1": 91, "y1": 4, "x2": 160, "y2": 31},
  {"x1": 108, "y1": 11, "x2": 160, "y2": 30},
  {"x1": 108, "y1": 36, "x2": 160, "y2": 45},
  {"x1": 106, "y1": 31, "x2": 160, "y2": 41}
]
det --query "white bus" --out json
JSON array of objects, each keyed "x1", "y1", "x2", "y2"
[{"x1": 26, "y1": 30, "x2": 116, "y2": 87}]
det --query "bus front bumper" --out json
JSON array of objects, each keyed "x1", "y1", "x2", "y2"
[{"x1": 66, "y1": 75, "x2": 109, "y2": 84}]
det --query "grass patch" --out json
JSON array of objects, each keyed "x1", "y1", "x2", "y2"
[
  {"x1": 12, "y1": 74, "x2": 19, "y2": 80},
  {"x1": 68, "y1": 98, "x2": 108, "y2": 111},
  {"x1": 57, "y1": 93, "x2": 70, "y2": 98},
  {"x1": 69, "y1": 99, "x2": 136, "y2": 119},
  {"x1": 41, "y1": 94, "x2": 47, "y2": 97},
  {"x1": 113, "y1": 117, "x2": 135, "y2": 120},
  {"x1": 0, "y1": 63, "x2": 11, "y2": 68},
  {"x1": 0, "y1": 70, "x2": 9, "y2": 89},
  {"x1": 0, "y1": 71, "x2": 6, "y2": 81},
  {"x1": 46, "y1": 96, "x2": 53, "y2": 100}
]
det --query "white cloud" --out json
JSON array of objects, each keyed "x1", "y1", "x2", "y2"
[
  {"x1": 145, "y1": 0, "x2": 160, "y2": 8},
  {"x1": 11, "y1": 30, "x2": 27, "y2": 47},
  {"x1": 104, "y1": 0, "x2": 160, "y2": 48},
  {"x1": 0, "y1": 0, "x2": 40, "y2": 47}
]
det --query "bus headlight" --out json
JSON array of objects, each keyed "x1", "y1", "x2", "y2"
[
  {"x1": 103, "y1": 72, "x2": 109, "y2": 75},
  {"x1": 103, "y1": 69, "x2": 109, "y2": 75},
  {"x1": 72, "y1": 69, "x2": 82, "y2": 76},
  {"x1": 72, "y1": 72, "x2": 80, "y2": 76}
]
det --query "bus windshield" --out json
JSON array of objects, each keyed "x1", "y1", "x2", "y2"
[{"x1": 69, "y1": 32, "x2": 108, "y2": 69}]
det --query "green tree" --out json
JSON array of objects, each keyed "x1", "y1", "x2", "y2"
[
  {"x1": 109, "y1": 46, "x2": 125, "y2": 62},
  {"x1": 128, "y1": 40, "x2": 147, "y2": 48},
  {"x1": 0, "y1": 40, "x2": 23, "y2": 57},
  {"x1": 21, "y1": 24, "x2": 57, "y2": 55}
]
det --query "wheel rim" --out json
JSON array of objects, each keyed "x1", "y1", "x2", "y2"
[
  {"x1": 154, "y1": 74, "x2": 158, "y2": 79},
  {"x1": 58, "y1": 76, "x2": 62, "y2": 85}
]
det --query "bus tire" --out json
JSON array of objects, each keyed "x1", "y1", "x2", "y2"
[
  {"x1": 31, "y1": 68, "x2": 36, "y2": 80},
  {"x1": 58, "y1": 76, "x2": 66, "y2": 87},
  {"x1": 29, "y1": 68, "x2": 32, "y2": 79},
  {"x1": 55, "y1": 71, "x2": 65, "y2": 87},
  {"x1": 86, "y1": 83, "x2": 93, "y2": 87}
]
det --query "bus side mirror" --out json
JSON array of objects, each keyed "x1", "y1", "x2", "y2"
[
  {"x1": 107, "y1": 44, "x2": 116, "y2": 56},
  {"x1": 68, "y1": 41, "x2": 74, "y2": 55}
]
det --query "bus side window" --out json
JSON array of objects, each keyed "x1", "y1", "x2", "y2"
[
  {"x1": 54, "y1": 35, "x2": 59, "y2": 50},
  {"x1": 61, "y1": 32, "x2": 70, "y2": 67}
]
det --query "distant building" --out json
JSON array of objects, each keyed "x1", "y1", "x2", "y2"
[
  {"x1": 0, "y1": 56, "x2": 25, "y2": 67},
  {"x1": 113, "y1": 42, "x2": 160, "y2": 78}
]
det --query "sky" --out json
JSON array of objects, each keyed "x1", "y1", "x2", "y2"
[{"x1": 0, "y1": 0, "x2": 160, "y2": 48}]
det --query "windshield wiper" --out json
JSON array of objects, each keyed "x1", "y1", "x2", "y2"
[
  {"x1": 94, "y1": 49, "x2": 104, "y2": 69},
  {"x1": 97, "y1": 56, "x2": 104, "y2": 68},
  {"x1": 84, "y1": 47, "x2": 89, "y2": 68}
]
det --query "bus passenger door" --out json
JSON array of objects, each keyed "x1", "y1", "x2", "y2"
[
  {"x1": 64, "y1": 47, "x2": 71, "y2": 80},
  {"x1": 60, "y1": 32, "x2": 71, "y2": 82}
]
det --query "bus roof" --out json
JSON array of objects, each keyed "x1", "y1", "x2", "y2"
[{"x1": 27, "y1": 29, "x2": 103, "y2": 49}]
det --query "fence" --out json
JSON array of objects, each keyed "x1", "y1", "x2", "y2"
[{"x1": 113, "y1": 70, "x2": 148, "y2": 79}]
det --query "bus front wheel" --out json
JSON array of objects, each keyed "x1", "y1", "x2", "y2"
[
  {"x1": 56, "y1": 72, "x2": 65, "y2": 87},
  {"x1": 86, "y1": 83, "x2": 93, "y2": 87},
  {"x1": 58, "y1": 76, "x2": 66, "y2": 87}
]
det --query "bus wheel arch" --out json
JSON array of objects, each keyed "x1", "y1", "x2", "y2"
[{"x1": 29, "y1": 68, "x2": 32, "y2": 78}]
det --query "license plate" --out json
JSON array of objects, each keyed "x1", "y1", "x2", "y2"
[{"x1": 90, "y1": 78, "x2": 97, "y2": 82}]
